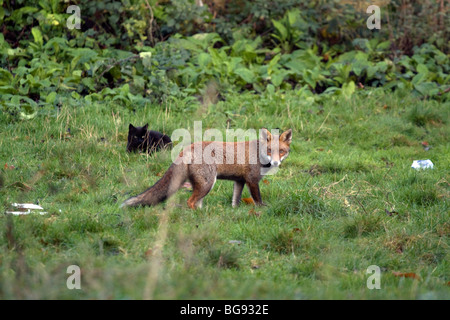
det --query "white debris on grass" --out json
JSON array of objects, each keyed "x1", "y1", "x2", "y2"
[
  {"x1": 411, "y1": 159, "x2": 434, "y2": 170},
  {"x1": 5, "y1": 203, "x2": 47, "y2": 215}
]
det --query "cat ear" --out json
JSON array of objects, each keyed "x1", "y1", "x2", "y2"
[
  {"x1": 129, "y1": 123, "x2": 135, "y2": 130},
  {"x1": 143, "y1": 123, "x2": 149, "y2": 130}
]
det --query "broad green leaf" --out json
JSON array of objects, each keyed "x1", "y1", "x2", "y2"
[
  {"x1": 352, "y1": 62, "x2": 365, "y2": 77},
  {"x1": 341, "y1": 81, "x2": 355, "y2": 99},
  {"x1": 375, "y1": 61, "x2": 388, "y2": 73},
  {"x1": 31, "y1": 27, "x2": 44, "y2": 47},
  {"x1": 81, "y1": 78, "x2": 96, "y2": 91},
  {"x1": 266, "y1": 84, "x2": 275, "y2": 95},
  {"x1": 20, "y1": 110, "x2": 37, "y2": 120},
  {"x1": 337, "y1": 51, "x2": 357, "y2": 63},
  {"x1": 46, "y1": 92, "x2": 57, "y2": 104},
  {"x1": 367, "y1": 66, "x2": 377, "y2": 79},
  {"x1": 285, "y1": 49, "x2": 321, "y2": 72},
  {"x1": 272, "y1": 20, "x2": 288, "y2": 40},
  {"x1": 354, "y1": 51, "x2": 369, "y2": 62},
  {"x1": 18, "y1": 84, "x2": 30, "y2": 95},
  {"x1": 416, "y1": 64, "x2": 429, "y2": 76},
  {"x1": 120, "y1": 84, "x2": 130, "y2": 95},
  {"x1": 72, "y1": 70, "x2": 82, "y2": 78},
  {"x1": 197, "y1": 52, "x2": 211, "y2": 68},
  {"x1": 139, "y1": 51, "x2": 152, "y2": 68},
  {"x1": 10, "y1": 6, "x2": 38, "y2": 21},
  {"x1": 302, "y1": 70, "x2": 317, "y2": 89},
  {"x1": 69, "y1": 48, "x2": 99, "y2": 65},
  {"x1": 0, "y1": 85, "x2": 17, "y2": 94},
  {"x1": 268, "y1": 54, "x2": 281, "y2": 71},
  {"x1": 271, "y1": 70, "x2": 288, "y2": 87},
  {"x1": 352, "y1": 38, "x2": 369, "y2": 52},
  {"x1": 287, "y1": 9, "x2": 300, "y2": 26},
  {"x1": 19, "y1": 96, "x2": 38, "y2": 107},
  {"x1": 376, "y1": 40, "x2": 391, "y2": 51},
  {"x1": 0, "y1": 68, "x2": 13, "y2": 85},
  {"x1": 412, "y1": 72, "x2": 427, "y2": 85},
  {"x1": 414, "y1": 82, "x2": 438, "y2": 97},
  {"x1": 71, "y1": 91, "x2": 81, "y2": 100},
  {"x1": 235, "y1": 68, "x2": 255, "y2": 84}
]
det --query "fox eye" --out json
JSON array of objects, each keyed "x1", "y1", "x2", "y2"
[{"x1": 280, "y1": 150, "x2": 285, "y2": 155}]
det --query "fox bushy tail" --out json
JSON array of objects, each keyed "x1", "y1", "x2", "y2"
[{"x1": 121, "y1": 163, "x2": 188, "y2": 208}]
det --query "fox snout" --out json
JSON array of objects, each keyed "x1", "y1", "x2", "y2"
[{"x1": 265, "y1": 155, "x2": 280, "y2": 167}]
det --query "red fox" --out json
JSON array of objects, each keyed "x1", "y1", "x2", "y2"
[{"x1": 121, "y1": 128, "x2": 292, "y2": 209}]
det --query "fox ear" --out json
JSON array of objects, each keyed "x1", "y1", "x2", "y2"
[
  {"x1": 280, "y1": 129, "x2": 292, "y2": 144},
  {"x1": 260, "y1": 128, "x2": 272, "y2": 142}
]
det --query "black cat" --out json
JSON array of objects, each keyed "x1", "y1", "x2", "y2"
[{"x1": 127, "y1": 123, "x2": 172, "y2": 153}]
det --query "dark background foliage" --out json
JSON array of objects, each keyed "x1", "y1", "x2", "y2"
[{"x1": 0, "y1": 0, "x2": 448, "y2": 117}]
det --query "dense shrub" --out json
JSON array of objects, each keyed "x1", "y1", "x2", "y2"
[{"x1": 0, "y1": 0, "x2": 448, "y2": 118}]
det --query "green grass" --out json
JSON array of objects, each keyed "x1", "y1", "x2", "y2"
[{"x1": 0, "y1": 90, "x2": 449, "y2": 299}]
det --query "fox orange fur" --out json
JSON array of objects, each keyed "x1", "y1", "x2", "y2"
[{"x1": 121, "y1": 128, "x2": 292, "y2": 209}]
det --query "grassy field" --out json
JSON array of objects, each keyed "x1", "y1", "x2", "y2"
[{"x1": 0, "y1": 90, "x2": 449, "y2": 299}]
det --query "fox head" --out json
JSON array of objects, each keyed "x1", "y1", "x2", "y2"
[
  {"x1": 127, "y1": 123, "x2": 149, "y2": 152},
  {"x1": 259, "y1": 128, "x2": 292, "y2": 167}
]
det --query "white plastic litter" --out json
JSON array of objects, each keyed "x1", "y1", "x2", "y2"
[
  {"x1": 6, "y1": 211, "x2": 47, "y2": 215},
  {"x1": 11, "y1": 203, "x2": 44, "y2": 210},
  {"x1": 6, "y1": 203, "x2": 47, "y2": 215},
  {"x1": 411, "y1": 160, "x2": 434, "y2": 170}
]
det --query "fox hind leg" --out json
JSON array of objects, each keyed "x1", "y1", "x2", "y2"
[
  {"x1": 246, "y1": 181, "x2": 264, "y2": 206},
  {"x1": 187, "y1": 169, "x2": 217, "y2": 209},
  {"x1": 232, "y1": 181, "x2": 245, "y2": 208}
]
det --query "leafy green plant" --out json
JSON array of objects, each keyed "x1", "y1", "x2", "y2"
[
  {"x1": 159, "y1": 0, "x2": 211, "y2": 36},
  {"x1": 1, "y1": 0, "x2": 449, "y2": 118},
  {"x1": 271, "y1": 8, "x2": 309, "y2": 53}
]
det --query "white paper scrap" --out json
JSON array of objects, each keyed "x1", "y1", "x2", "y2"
[{"x1": 411, "y1": 160, "x2": 434, "y2": 170}]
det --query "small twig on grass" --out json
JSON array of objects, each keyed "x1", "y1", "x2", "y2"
[
  {"x1": 353, "y1": 185, "x2": 368, "y2": 215},
  {"x1": 438, "y1": 87, "x2": 450, "y2": 96},
  {"x1": 316, "y1": 109, "x2": 332, "y2": 133},
  {"x1": 317, "y1": 174, "x2": 347, "y2": 198}
]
